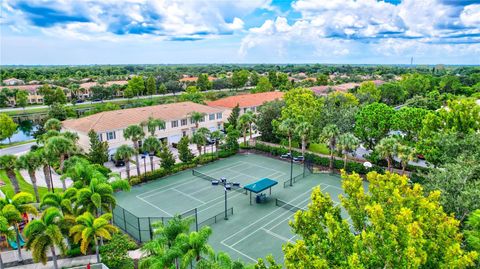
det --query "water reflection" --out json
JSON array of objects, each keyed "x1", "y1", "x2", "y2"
[{"x1": 0, "y1": 120, "x2": 39, "y2": 144}]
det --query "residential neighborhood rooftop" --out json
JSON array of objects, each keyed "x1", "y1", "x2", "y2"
[
  {"x1": 310, "y1": 80, "x2": 385, "y2": 95},
  {"x1": 206, "y1": 91, "x2": 284, "y2": 109},
  {"x1": 79, "y1": 80, "x2": 128, "y2": 90},
  {"x1": 62, "y1": 101, "x2": 225, "y2": 133}
]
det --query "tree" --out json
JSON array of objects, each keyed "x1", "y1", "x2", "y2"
[
  {"x1": 41, "y1": 187, "x2": 78, "y2": 222},
  {"x1": 87, "y1": 130, "x2": 109, "y2": 165},
  {"x1": 395, "y1": 144, "x2": 417, "y2": 175},
  {"x1": 143, "y1": 136, "x2": 161, "y2": 172},
  {"x1": 222, "y1": 126, "x2": 240, "y2": 153},
  {"x1": 281, "y1": 88, "x2": 322, "y2": 129},
  {"x1": 0, "y1": 155, "x2": 20, "y2": 194},
  {"x1": 115, "y1": 145, "x2": 135, "y2": 180},
  {"x1": 0, "y1": 214, "x2": 15, "y2": 268},
  {"x1": 282, "y1": 172, "x2": 478, "y2": 268},
  {"x1": 465, "y1": 209, "x2": 480, "y2": 252},
  {"x1": 439, "y1": 75, "x2": 463, "y2": 95},
  {"x1": 44, "y1": 118, "x2": 62, "y2": 131},
  {"x1": 127, "y1": 76, "x2": 145, "y2": 97},
  {"x1": 400, "y1": 73, "x2": 431, "y2": 97},
  {"x1": 100, "y1": 233, "x2": 135, "y2": 269},
  {"x1": 250, "y1": 71, "x2": 259, "y2": 86},
  {"x1": 37, "y1": 147, "x2": 54, "y2": 192},
  {"x1": 165, "y1": 80, "x2": 183, "y2": 96},
  {"x1": 76, "y1": 178, "x2": 116, "y2": 216},
  {"x1": 189, "y1": 111, "x2": 205, "y2": 129},
  {"x1": 180, "y1": 86, "x2": 205, "y2": 104},
  {"x1": 316, "y1": 74, "x2": 329, "y2": 85},
  {"x1": 179, "y1": 226, "x2": 214, "y2": 265},
  {"x1": 268, "y1": 71, "x2": 278, "y2": 88},
  {"x1": 39, "y1": 85, "x2": 67, "y2": 105},
  {"x1": 356, "y1": 81, "x2": 381, "y2": 103},
  {"x1": 253, "y1": 77, "x2": 273, "y2": 93},
  {"x1": 232, "y1": 70, "x2": 249, "y2": 89},
  {"x1": 196, "y1": 74, "x2": 212, "y2": 91},
  {"x1": 392, "y1": 107, "x2": 429, "y2": 143},
  {"x1": 16, "y1": 151, "x2": 42, "y2": 202},
  {"x1": 192, "y1": 131, "x2": 206, "y2": 156},
  {"x1": 321, "y1": 92, "x2": 358, "y2": 133},
  {"x1": 158, "y1": 83, "x2": 167, "y2": 94},
  {"x1": 146, "y1": 75, "x2": 157, "y2": 96},
  {"x1": 123, "y1": 124, "x2": 145, "y2": 177},
  {"x1": 296, "y1": 122, "x2": 312, "y2": 156},
  {"x1": 320, "y1": 124, "x2": 340, "y2": 171},
  {"x1": 45, "y1": 136, "x2": 74, "y2": 175},
  {"x1": 256, "y1": 100, "x2": 284, "y2": 143},
  {"x1": 375, "y1": 136, "x2": 398, "y2": 171},
  {"x1": 0, "y1": 192, "x2": 37, "y2": 262},
  {"x1": 226, "y1": 104, "x2": 240, "y2": 130},
  {"x1": 15, "y1": 90, "x2": 28, "y2": 111},
  {"x1": 278, "y1": 119, "x2": 296, "y2": 154},
  {"x1": 70, "y1": 212, "x2": 118, "y2": 263},
  {"x1": 210, "y1": 130, "x2": 225, "y2": 154},
  {"x1": 24, "y1": 208, "x2": 67, "y2": 269},
  {"x1": 337, "y1": 133, "x2": 360, "y2": 170},
  {"x1": 178, "y1": 136, "x2": 195, "y2": 163},
  {"x1": 238, "y1": 111, "x2": 255, "y2": 145},
  {"x1": 197, "y1": 127, "x2": 211, "y2": 155},
  {"x1": 47, "y1": 103, "x2": 69, "y2": 120},
  {"x1": 379, "y1": 82, "x2": 407, "y2": 106},
  {"x1": 142, "y1": 117, "x2": 166, "y2": 137},
  {"x1": 354, "y1": 103, "x2": 395, "y2": 150},
  {"x1": 197, "y1": 251, "x2": 244, "y2": 269},
  {"x1": 159, "y1": 143, "x2": 175, "y2": 170},
  {"x1": 0, "y1": 113, "x2": 17, "y2": 143}
]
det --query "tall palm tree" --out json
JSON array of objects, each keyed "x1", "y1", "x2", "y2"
[
  {"x1": 320, "y1": 124, "x2": 340, "y2": 171},
  {"x1": 142, "y1": 117, "x2": 166, "y2": 136},
  {"x1": 189, "y1": 112, "x2": 205, "y2": 129},
  {"x1": 16, "y1": 151, "x2": 43, "y2": 202},
  {"x1": 0, "y1": 192, "x2": 38, "y2": 262},
  {"x1": 196, "y1": 127, "x2": 211, "y2": 154},
  {"x1": 396, "y1": 144, "x2": 417, "y2": 175},
  {"x1": 191, "y1": 132, "x2": 206, "y2": 156},
  {"x1": 210, "y1": 130, "x2": 225, "y2": 154},
  {"x1": 37, "y1": 148, "x2": 53, "y2": 192},
  {"x1": 115, "y1": 145, "x2": 135, "y2": 180},
  {"x1": 237, "y1": 115, "x2": 249, "y2": 146},
  {"x1": 0, "y1": 214, "x2": 15, "y2": 269},
  {"x1": 143, "y1": 136, "x2": 161, "y2": 172},
  {"x1": 179, "y1": 226, "x2": 214, "y2": 266},
  {"x1": 197, "y1": 252, "x2": 238, "y2": 269},
  {"x1": 295, "y1": 122, "x2": 312, "y2": 156},
  {"x1": 62, "y1": 131, "x2": 79, "y2": 144},
  {"x1": 44, "y1": 118, "x2": 62, "y2": 131},
  {"x1": 41, "y1": 188, "x2": 78, "y2": 224},
  {"x1": 238, "y1": 112, "x2": 255, "y2": 145},
  {"x1": 70, "y1": 212, "x2": 117, "y2": 263},
  {"x1": 123, "y1": 124, "x2": 145, "y2": 177},
  {"x1": 278, "y1": 118, "x2": 296, "y2": 154},
  {"x1": 45, "y1": 136, "x2": 74, "y2": 174},
  {"x1": 75, "y1": 178, "x2": 115, "y2": 217},
  {"x1": 24, "y1": 208, "x2": 67, "y2": 269},
  {"x1": 0, "y1": 155, "x2": 20, "y2": 194},
  {"x1": 375, "y1": 136, "x2": 398, "y2": 172},
  {"x1": 337, "y1": 133, "x2": 360, "y2": 170}
]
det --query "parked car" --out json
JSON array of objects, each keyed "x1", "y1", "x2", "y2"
[
  {"x1": 281, "y1": 153, "x2": 292, "y2": 159},
  {"x1": 76, "y1": 99, "x2": 85, "y2": 104},
  {"x1": 293, "y1": 156, "x2": 304, "y2": 162},
  {"x1": 110, "y1": 154, "x2": 125, "y2": 167}
]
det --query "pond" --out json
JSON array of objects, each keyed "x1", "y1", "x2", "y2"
[{"x1": 0, "y1": 120, "x2": 39, "y2": 144}]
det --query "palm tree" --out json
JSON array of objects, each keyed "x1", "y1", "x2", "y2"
[
  {"x1": 143, "y1": 136, "x2": 161, "y2": 172},
  {"x1": 238, "y1": 112, "x2": 255, "y2": 145},
  {"x1": 41, "y1": 188, "x2": 78, "y2": 223},
  {"x1": 142, "y1": 117, "x2": 166, "y2": 136},
  {"x1": 189, "y1": 111, "x2": 205, "y2": 129},
  {"x1": 44, "y1": 118, "x2": 62, "y2": 131},
  {"x1": 179, "y1": 226, "x2": 214, "y2": 266},
  {"x1": 62, "y1": 131, "x2": 79, "y2": 144},
  {"x1": 295, "y1": 122, "x2": 312, "y2": 156},
  {"x1": 0, "y1": 155, "x2": 20, "y2": 194},
  {"x1": 191, "y1": 132, "x2": 206, "y2": 156},
  {"x1": 76, "y1": 178, "x2": 115, "y2": 217},
  {"x1": 197, "y1": 252, "x2": 239, "y2": 269},
  {"x1": 196, "y1": 127, "x2": 211, "y2": 154},
  {"x1": 0, "y1": 192, "x2": 38, "y2": 262},
  {"x1": 337, "y1": 133, "x2": 360, "y2": 170},
  {"x1": 70, "y1": 212, "x2": 117, "y2": 263},
  {"x1": 278, "y1": 118, "x2": 296, "y2": 154},
  {"x1": 375, "y1": 136, "x2": 398, "y2": 171},
  {"x1": 123, "y1": 124, "x2": 145, "y2": 177},
  {"x1": 45, "y1": 136, "x2": 74, "y2": 174},
  {"x1": 320, "y1": 124, "x2": 340, "y2": 171},
  {"x1": 16, "y1": 151, "x2": 43, "y2": 202},
  {"x1": 237, "y1": 115, "x2": 249, "y2": 146},
  {"x1": 396, "y1": 144, "x2": 417, "y2": 175},
  {"x1": 0, "y1": 214, "x2": 15, "y2": 268},
  {"x1": 24, "y1": 208, "x2": 67, "y2": 269},
  {"x1": 210, "y1": 130, "x2": 225, "y2": 154},
  {"x1": 37, "y1": 148, "x2": 53, "y2": 192},
  {"x1": 115, "y1": 145, "x2": 135, "y2": 180}
]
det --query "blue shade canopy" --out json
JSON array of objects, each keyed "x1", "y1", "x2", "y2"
[{"x1": 244, "y1": 178, "x2": 278, "y2": 193}]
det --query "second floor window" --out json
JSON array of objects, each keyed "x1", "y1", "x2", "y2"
[
  {"x1": 209, "y1": 114, "x2": 215, "y2": 120},
  {"x1": 181, "y1": 118, "x2": 188, "y2": 126},
  {"x1": 107, "y1": 131, "x2": 116, "y2": 140},
  {"x1": 171, "y1": 120, "x2": 178, "y2": 128},
  {"x1": 216, "y1": 113, "x2": 222, "y2": 119}
]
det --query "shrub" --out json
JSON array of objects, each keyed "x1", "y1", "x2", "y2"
[
  {"x1": 66, "y1": 247, "x2": 83, "y2": 257},
  {"x1": 100, "y1": 233, "x2": 135, "y2": 269}
]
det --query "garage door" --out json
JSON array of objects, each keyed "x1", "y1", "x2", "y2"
[{"x1": 168, "y1": 134, "x2": 181, "y2": 145}]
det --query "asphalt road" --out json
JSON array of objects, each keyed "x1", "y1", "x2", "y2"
[{"x1": 0, "y1": 141, "x2": 36, "y2": 156}]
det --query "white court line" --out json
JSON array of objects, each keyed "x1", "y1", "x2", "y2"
[
  {"x1": 226, "y1": 169, "x2": 284, "y2": 182},
  {"x1": 137, "y1": 196, "x2": 172, "y2": 217},
  {"x1": 220, "y1": 242, "x2": 257, "y2": 263},
  {"x1": 261, "y1": 228, "x2": 292, "y2": 243},
  {"x1": 172, "y1": 188, "x2": 207, "y2": 204}
]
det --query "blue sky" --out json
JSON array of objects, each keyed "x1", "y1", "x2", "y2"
[{"x1": 1, "y1": 0, "x2": 479, "y2": 65}]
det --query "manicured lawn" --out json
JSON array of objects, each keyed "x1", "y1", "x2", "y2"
[
  {"x1": 0, "y1": 170, "x2": 62, "y2": 199},
  {"x1": 0, "y1": 139, "x2": 35, "y2": 149},
  {"x1": 308, "y1": 143, "x2": 330, "y2": 155}
]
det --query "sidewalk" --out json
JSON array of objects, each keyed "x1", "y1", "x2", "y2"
[{"x1": 1, "y1": 247, "x2": 96, "y2": 269}]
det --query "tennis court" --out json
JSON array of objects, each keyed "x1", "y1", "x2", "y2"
[{"x1": 114, "y1": 153, "x2": 360, "y2": 263}]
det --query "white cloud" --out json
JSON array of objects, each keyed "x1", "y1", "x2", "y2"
[{"x1": 460, "y1": 4, "x2": 480, "y2": 27}]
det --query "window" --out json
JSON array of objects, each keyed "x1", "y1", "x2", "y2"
[
  {"x1": 199, "y1": 116, "x2": 205, "y2": 122},
  {"x1": 98, "y1": 133, "x2": 103, "y2": 141},
  {"x1": 181, "y1": 118, "x2": 188, "y2": 126},
  {"x1": 171, "y1": 120, "x2": 178, "y2": 128},
  {"x1": 182, "y1": 131, "x2": 187, "y2": 137},
  {"x1": 106, "y1": 131, "x2": 116, "y2": 140},
  {"x1": 216, "y1": 113, "x2": 222, "y2": 119},
  {"x1": 209, "y1": 114, "x2": 215, "y2": 121}
]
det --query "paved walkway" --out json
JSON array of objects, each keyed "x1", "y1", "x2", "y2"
[{"x1": 19, "y1": 167, "x2": 73, "y2": 189}]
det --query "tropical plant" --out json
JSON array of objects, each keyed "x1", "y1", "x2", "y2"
[
  {"x1": 123, "y1": 124, "x2": 145, "y2": 176},
  {"x1": 159, "y1": 142, "x2": 176, "y2": 170},
  {"x1": 16, "y1": 151, "x2": 43, "y2": 202},
  {"x1": 196, "y1": 127, "x2": 211, "y2": 154},
  {"x1": 41, "y1": 188, "x2": 78, "y2": 220},
  {"x1": 75, "y1": 178, "x2": 115, "y2": 216},
  {"x1": 196, "y1": 251, "x2": 245, "y2": 269},
  {"x1": 70, "y1": 212, "x2": 118, "y2": 263},
  {"x1": 0, "y1": 155, "x2": 20, "y2": 194},
  {"x1": 189, "y1": 112, "x2": 205, "y2": 129},
  {"x1": 143, "y1": 136, "x2": 161, "y2": 172},
  {"x1": 45, "y1": 136, "x2": 75, "y2": 174},
  {"x1": 395, "y1": 144, "x2": 417, "y2": 175},
  {"x1": 37, "y1": 147, "x2": 54, "y2": 192},
  {"x1": 191, "y1": 132, "x2": 206, "y2": 156},
  {"x1": 278, "y1": 118, "x2": 296, "y2": 154},
  {"x1": 115, "y1": 145, "x2": 135, "y2": 179},
  {"x1": 178, "y1": 136, "x2": 195, "y2": 163},
  {"x1": 0, "y1": 214, "x2": 15, "y2": 268},
  {"x1": 210, "y1": 130, "x2": 225, "y2": 153},
  {"x1": 0, "y1": 192, "x2": 38, "y2": 262},
  {"x1": 142, "y1": 117, "x2": 166, "y2": 136},
  {"x1": 239, "y1": 111, "x2": 255, "y2": 141},
  {"x1": 465, "y1": 209, "x2": 480, "y2": 252},
  {"x1": 44, "y1": 118, "x2": 62, "y2": 131},
  {"x1": 375, "y1": 136, "x2": 398, "y2": 171},
  {"x1": 337, "y1": 133, "x2": 360, "y2": 170},
  {"x1": 320, "y1": 124, "x2": 340, "y2": 171},
  {"x1": 179, "y1": 226, "x2": 214, "y2": 266},
  {"x1": 295, "y1": 122, "x2": 312, "y2": 156},
  {"x1": 237, "y1": 114, "x2": 250, "y2": 146},
  {"x1": 24, "y1": 208, "x2": 67, "y2": 269}
]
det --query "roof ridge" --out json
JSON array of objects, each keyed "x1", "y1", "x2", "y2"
[{"x1": 89, "y1": 113, "x2": 105, "y2": 131}]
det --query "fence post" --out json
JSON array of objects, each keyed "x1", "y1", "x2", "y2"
[
  {"x1": 195, "y1": 208, "x2": 199, "y2": 232},
  {"x1": 122, "y1": 208, "x2": 127, "y2": 232},
  {"x1": 137, "y1": 217, "x2": 141, "y2": 242},
  {"x1": 148, "y1": 217, "x2": 152, "y2": 240}
]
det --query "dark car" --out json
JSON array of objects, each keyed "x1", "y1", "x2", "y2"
[
  {"x1": 76, "y1": 99, "x2": 85, "y2": 104},
  {"x1": 293, "y1": 156, "x2": 304, "y2": 162},
  {"x1": 110, "y1": 154, "x2": 125, "y2": 167},
  {"x1": 280, "y1": 153, "x2": 292, "y2": 159}
]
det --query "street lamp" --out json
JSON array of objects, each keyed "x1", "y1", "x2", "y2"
[
  {"x1": 141, "y1": 152, "x2": 147, "y2": 179},
  {"x1": 290, "y1": 154, "x2": 293, "y2": 187}
]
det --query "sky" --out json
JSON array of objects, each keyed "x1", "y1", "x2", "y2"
[{"x1": 1, "y1": 0, "x2": 479, "y2": 65}]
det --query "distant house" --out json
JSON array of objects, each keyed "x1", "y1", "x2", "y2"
[
  {"x1": 79, "y1": 80, "x2": 128, "y2": 98},
  {"x1": 2, "y1": 78, "x2": 25, "y2": 86},
  {"x1": 310, "y1": 80, "x2": 385, "y2": 96},
  {"x1": 179, "y1": 76, "x2": 216, "y2": 83},
  {"x1": 206, "y1": 91, "x2": 285, "y2": 118},
  {"x1": 1, "y1": 84, "x2": 69, "y2": 105}
]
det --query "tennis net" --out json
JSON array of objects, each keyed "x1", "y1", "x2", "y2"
[
  {"x1": 192, "y1": 170, "x2": 216, "y2": 182},
  {"x1": 275, "y1": 198, "x2": 304, "y2": 213}
]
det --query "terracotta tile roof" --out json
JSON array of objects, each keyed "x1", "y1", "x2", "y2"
[
  {"x1": 310, "y1": 80, "x2": 385, "y2": 95},
  {"x1": 79, "y1": 80, "x2": 128, "y2": 90},
  {"x1": 0, "y1": 84, "x2": 66, "y2": 94},
  {"x1": 179, "y1": 76, "x2": 216, "y2": 82},
  {"x1": 206, "y1": 91, "x2": 285, "y2": 109},
  {"x1": 62, "y1": 101, "x2": 225, "y2": 133}
]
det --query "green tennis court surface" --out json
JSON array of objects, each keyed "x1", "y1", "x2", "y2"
[{"x1": 115, "y1": 153, "x2": 362, "y2": 263}]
